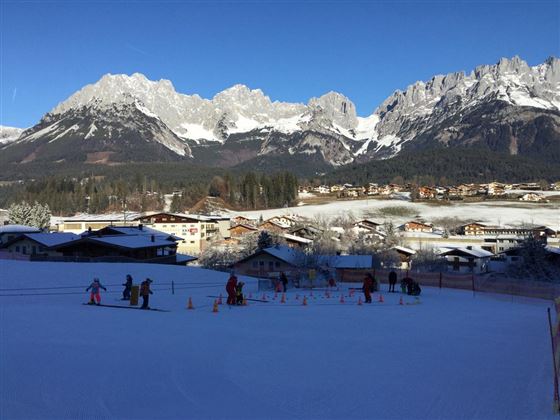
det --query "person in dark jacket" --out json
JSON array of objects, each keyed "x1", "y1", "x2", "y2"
[
  {"x1": 86, "y1": 278, "x2": 107, "y2": 305},
  {"x1": 388, "y1": 271, "x2": 397, "y2": 293},
  {"x1": 363, "y1": 273, "x2": 373, "y2": 303},
  {"x1": 122, "y1": 274, "x2": 133, "y2": 300},
  {"x1": 226, "y1": 273, "x2": 238, "y2": 305},
  {"x1": 139, "y1": 278, "x2": 153, "y2": 309},
  {"x1": 280, "y1": 272, "x2": 288, "y2": 293},
  {"x1": 236, "y1": 281, "x2": 245, "y2": 305}
]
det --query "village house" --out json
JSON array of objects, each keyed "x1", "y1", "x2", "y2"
[
  {"x1": 366, "y1": 183, "x2": 380, "y2": 195},
  {"x1": 418, "y1": 186, "x2": 437, "y2": 200},
  {"x1": 290, "y1": 225, "x2": 323, "y2": 240},
  {"x1": 404, "y1": 221, "x2": 433, "y2": 233},
  {"x1": 52, "y1": 233, "x2": 179, "y2": 263},
  {"x1": 391, "y1": 245, "x2": 416, "y2": 270},
  {"x1": 229, "y1": 224, "x2": 258, "y2": 238},
  {"x1": 134, "y1": 212, "x2": 228, "y2": 255},
  {"x1": 232, "y1": 245, "x2": 304, "y2": 277},
  {"x1": 457, "y1": 184, "x2": 479, "y2": 197},
  {"x1": 266, "y1": 215, "x2": 304, "y2": 228},
  {"x1": 487, "y1": 182, "x2": 506, "y2": 196},
  {"x1": 439, "y1": 246, "x2": 494, "y2": 274},
  {"x1": 329, "y1": 184, "x2": 345, "y2": 193},
  {"x1": 0, "y1": 232, "x2": 79, "y2": 257},
  {"x1": 231, "y1": 215, "x2": 257, "y2": 226},
  {"x1": 519, "y1": 193, "x2": 546, "y2": 202},
  {"x1": 259, "y1": 219, "x2": 291, "y2": 234},
  {"x1": 0, "y1": 224, "x2": 42, "y2": 244},
  {"x1": 313, "y1": 185, "x2": 330, "y2": 194},
  {"x1": 460, "y1": 222, "x2": 488, "y2": 236},
  {"x1": 56, "y1": 213, "x2": 141, "y2": 234},
  {"x1": 283, "y1": 233, "x2": 313, "y2": 249}
]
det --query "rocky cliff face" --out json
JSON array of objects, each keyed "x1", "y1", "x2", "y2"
[{"x1": 2, "y1": 56, "x2": 559, "y2": 169}]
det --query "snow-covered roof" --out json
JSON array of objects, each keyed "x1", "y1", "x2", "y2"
[
  {"x1": 59, "y1": 213, "x2": 141, "y2": 222},
  {"x1": 261, "y1": 246, "x2": 305, "y2": 266},
  {"x1": 88, "y1": 235, "x2": 177, "y2": 249},
  {"x1": 0, "y1": 225, "x2": 42, "y2": 234},
  {"x1": 84, "y1": 225, "x2": 182, "y2": 241},
  {"x1": 176, "y1": 254, "x2": 198, "y2": 263},
  {"x1": 283, "y1": 233, "x2": 313, "y2": 244},
  {"x1": 545, "y1": 246, "x2": 560, "y2": 255},
  {"x1": 316, "y1": 255, "x2": 373, "y2": 269},
  {"x1": 18, "y1": 233, "x2": 80, "y2": 247},
  {"x1": 392, "y1": 246, "x2": 416, "y2": 255},
  {"x1": 439, "y1": 247, "x2": 494, "y2": 258}
]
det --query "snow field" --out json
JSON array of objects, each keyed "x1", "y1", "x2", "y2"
[{"x1": 0, "y1": 260, "x2": 556, "y2": 419}]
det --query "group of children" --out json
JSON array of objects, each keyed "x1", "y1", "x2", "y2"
[
  {"x1": 86, "y1": 275, "x2": 153, "y2": 309},
  {"x1": 362, "y1": 271, "x2": 422, "y2": 302}
]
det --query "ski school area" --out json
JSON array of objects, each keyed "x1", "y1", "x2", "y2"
[{"x1": 0, "y1": 260, "x2": 556, "y2": 419}]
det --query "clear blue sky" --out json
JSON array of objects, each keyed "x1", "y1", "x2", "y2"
[{"x1": 1, "y1": 0, "x2": 559, "y2": 128}]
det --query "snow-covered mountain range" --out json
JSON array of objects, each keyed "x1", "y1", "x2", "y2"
[{"x1": 2, "y1": 56, "x2": 559, "y2": 168}]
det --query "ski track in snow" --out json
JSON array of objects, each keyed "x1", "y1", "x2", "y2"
[{"x1": 0, "y1": 260, "x2": 555, "y2": 419}]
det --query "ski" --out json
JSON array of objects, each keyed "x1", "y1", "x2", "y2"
[{"x1": 82, "y1": 303, "x2": 169, "y2": 312}]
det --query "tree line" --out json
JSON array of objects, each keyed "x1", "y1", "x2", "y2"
[{"x1": 0, "y1": 170, "x2": 298, "y2": 216}]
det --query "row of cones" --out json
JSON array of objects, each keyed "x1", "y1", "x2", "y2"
[{"x1": 187, "y1": 292, "x2": 405, "y2": 311}]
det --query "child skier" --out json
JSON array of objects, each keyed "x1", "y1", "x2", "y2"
[
  {"x1": 122, "y1": 274, "x2": 133, "y2": 300},
  {"x1": 236, "y1": 281, "x2": 245, "y2": 305},
  {"x1": 139, "y1": 278, "x2": 153, "y2": 309},
  {"x1": 363, "y1": 273, "x2": 373, "y2": 303},
  {"x1": 86, "y1": 278, "x2": 107, "y2": 305}
]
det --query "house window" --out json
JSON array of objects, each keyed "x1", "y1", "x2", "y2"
[
  {"x1": 252, "y1": 261, "x2": 258, "y2": 268},
  {"x1": 22, "y1": 246, "x2": 27, "y2": 255},
  {"x1": 190, "y1": 241, "x2": 195, "y2": 244},
  {"x1": 15, "y1": 246, "x2": 20, "y2": 253},
  {"x1": 32, "y1": 246, "x2": 37, "y2": 255},
  {"x1": 259, "y1": 261, "x2": 264, "y2": 266},
  {"x1": 268, "y1": 261, "x2": 273, "y2": 270}
]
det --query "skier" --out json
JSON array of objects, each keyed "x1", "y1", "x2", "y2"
[
  {"x1": 388, "y1": 270, "x2": 397, "y2": 293},
  {"x1": 280, "y1": 272, "x2": 288, "y2": 293},
  {"x1": 409, "y1": 280, "x2": 422, "y2": 296},
  {"x1": 139, "y1": 278, "x2": 153, "y2": 309},
  {"x1": 86, "y1": 278, "x2": 107, "y2": 305},
  {"x1": 236, "y1": 281, "x2": 245, "y2": 305},
  {"x1": 121, "y1": 274, "x2": 133, "y2": 300},
  {"x1": 363, "y1": 273, "x2": 373, "y2": 303},
  {"x1": 226, "y1": 272, "x2": 238, "y2": 305}
]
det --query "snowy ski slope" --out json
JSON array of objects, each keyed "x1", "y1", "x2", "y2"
[{"x1": 0, "y1": 261, "x2": 555, "y2": 419}]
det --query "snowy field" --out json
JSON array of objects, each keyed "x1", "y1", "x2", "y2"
[
  {"x1": 0, "y1": 260, "x2": 556, "y2": 419},
  {"x1": 237, "y1": 198, "x2": 560, "y2": 228}
]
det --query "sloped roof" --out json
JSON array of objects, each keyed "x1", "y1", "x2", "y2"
[
  {"x1": 0, "y1": 225, "x2": 42, "y2": 234},
  {"x1": 88, "y1": 235, "x2": 177, "y2": 249},
  {"x1": 439, "y1": 247, "x2": 494, "y2": 258},
  {"x1": 283, "y1": 233, "x2": 313, "y2": 244},
  {"x1": 21, "y1": 233, "x2": 79, "y2": 247},
  {"x1": 392, "y1": 246, "x2": 416, "y2": 256},
  {"x1": 316, "y1": 255, "x2": 373, "y2": 269},
  {"x1": 262, "y1": 246, "x2": 305, "y2": 265}
]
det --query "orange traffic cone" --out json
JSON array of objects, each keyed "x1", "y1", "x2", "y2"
[
  {"x1": 302, "y1": 296, "x2": 308, "y2": 306},
  {"x1": 187, "y1": 297, "x2": 194, "y2": 310},
  {"x1": 357, "y1": 296, "x2": 362, "y2": 306},
  {"x1": 242, "y1": 298, "x2": 248, "y2": 306},
  {"x1": 212, "y1": 300, "x2": 219, "y2": 313},
  {"x1": 378, "y1": 294, "x2": 384, "y2": 303},
  {"x1": 280, "y1": 293, "x2": 286, "y2": 304},
  {"x1": 399, "y1": 296, "x2": 404, "y2": 305},
  {"x1": 217, "y1": 294, "x2": 223, "y2": 305},
  {"x1": 340, "y1": 294, "x2": 345, "y2": 304}
]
